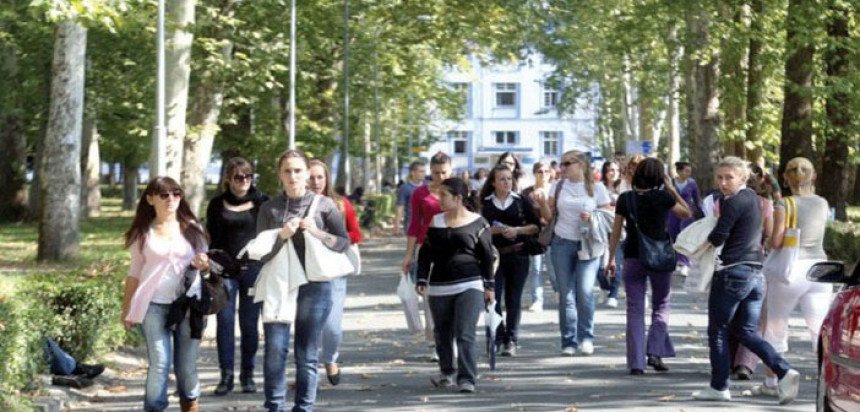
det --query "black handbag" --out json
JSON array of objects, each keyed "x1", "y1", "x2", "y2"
[
  {"x1": 514, "y1": 196, "x2": 546, "y2": 256},
  {"x1": 627, "y1": 192, "x2": 676, "y2": 272}
]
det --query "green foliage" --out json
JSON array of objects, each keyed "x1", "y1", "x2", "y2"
[{"x1": 824, "y1": 221, "x2": 860, "y2": 266}]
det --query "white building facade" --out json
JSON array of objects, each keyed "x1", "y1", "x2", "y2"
[{"x1": 422, "y1": 54, "x2": 599, "y2": 176}]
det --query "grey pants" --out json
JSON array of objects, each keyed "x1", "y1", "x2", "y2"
[{"x1": 428, "y1": 289, "x2": 484, "y2": 385}]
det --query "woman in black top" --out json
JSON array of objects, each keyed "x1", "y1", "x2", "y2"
[
  {"x1": 206, "y1": 157, "x2": 269, "y2": 395},
  {"x1": 417, "y1": 178, "x2": 495, "y2": 393},
  {"x1": 605, "y1": 158, "x2": 690, "y2": 375},
  {"x1": 479, "y1": 165, "x2": 541, "y2": 356}
]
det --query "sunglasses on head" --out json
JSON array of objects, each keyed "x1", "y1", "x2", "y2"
[
  {"x1": 157, "y1": 190, "x2": 183, "y2": 200},
  {"x1": 232, "y1": 173, "x2": 254, "y2": 183}
]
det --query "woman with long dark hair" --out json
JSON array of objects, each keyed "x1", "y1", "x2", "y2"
[
  {"x1": 417, "y1": 177, "x2": 495, "y2": 393},
  {"x1": 120, "y1": 177, "x2": 209, "y2": 412},
  {"x1": 596, "y1": 160, "x2": 623, "y2": 308},
  {"x1": 605, "y1": 158, "x2": 691, "y2": 375},
  {"x1": 207, "y1": 157, "x2": 268, "y2": 396},
  {"x1": 307, "y1": 159, "x2": 361, "y2": 386},
  {"x1": 479, "y1": 165, "x2": 541, "y2": 356},
  {"x1": 522, "y1": 162, "x2": 556, "y2": 312},
  {"x1": 258, "y1": 150, "x2": 350, "y2": 412},
  {"x1": 667, "y1": 161, "x2": 702, "y2": 275},
  {"x1": 496, "y1": 151, "x2": 524, "y2": 192}
]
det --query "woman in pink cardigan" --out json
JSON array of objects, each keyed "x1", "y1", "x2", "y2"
[{"x1": 120, "y1": 177, "x2": 209, "y2": 412}]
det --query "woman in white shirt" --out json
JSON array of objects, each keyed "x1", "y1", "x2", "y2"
[{"x1": 543, "y1": 150, "x2": 612, "y2": 356}]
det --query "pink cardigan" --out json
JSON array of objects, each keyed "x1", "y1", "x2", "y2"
[{"x1": 125, "y1": 230, "x2": 205, "y2": 324}]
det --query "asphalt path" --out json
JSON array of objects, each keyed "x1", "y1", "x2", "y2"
[{"x1": 65, "y1": 235, "x2": 819, "y2": 411}]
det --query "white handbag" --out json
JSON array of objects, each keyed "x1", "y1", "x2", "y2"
[
  {"x1": 396, "y1": 274, "x2": 423, "y2": 333},
  {"x1": 763, "y1": 196, "x2": 800, "y2": 285},
  {"x1": 346, "y1": 244, "x2": 361, "y2": 275},
  {"x1": 303, "y1": 195, "x2": 356, "y2": 281}
]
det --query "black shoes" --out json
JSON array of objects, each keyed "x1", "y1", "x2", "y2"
[
  {"x1": 629, "y1": 369, "x2": 645, "y2": 376},
  {"x1": 647, "y1": 355, "x2": 669, "y2": 372},
  {"x1": 52, "y1": 375, "x2": 94, "y2": 389},
  {"x1": 326, "y1": 365, "x2": 342, "y2": 386},
  {"x1": 240, "y1": 374, "x2": 257, "y2": 393},
  {"x1": 72, "y1": 363, "x2": 105, "y2": 379},
  {"x1": 214, "y1": 371, "x2": 234, "y2": 396}
]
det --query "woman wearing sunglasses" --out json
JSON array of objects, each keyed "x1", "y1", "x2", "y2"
[
  {"x1": 206, "y1": 157, "x2": 269, "y2": 396},
  {"x1": 543, "y1": 150, "x2": 612, "y2": 356},
  {"x1": 121, "y1": 177, "x2": 209, "y2": 412}
]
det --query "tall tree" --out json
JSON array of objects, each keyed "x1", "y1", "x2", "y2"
[
  {"x1": 38, "y1": 19, "x2": 87, "y2": 261},
  {"x1": 686, "y1": 1, "x2": 722, "y2": 187},
  {"x1": 161, "y1": 0, "x2": 196, "y2": 180},
  {"x1": 778, "y1": 0, "x2": 817, "y2": 176}
]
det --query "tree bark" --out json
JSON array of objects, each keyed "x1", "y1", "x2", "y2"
[
  {"x1": 80, "y1": 117, "x2": 101, "y2": 218},
  {"x1": 779, "y1": 0, "x2": 816, "y2": 178},
  {"x1": 182, "y1": 81, "x2": 224, "y2": 216},
  {"x1": 686, "y1": 3, "x2": 722, "y2": 189},
  {"x1": 122, "y1": 161, "x2": 139, "y2": 211},
  {"x1": 720, "y1": 2, "x2": 748, "y2": 158},
  {"x1": 745, "y1": 0, "x2": 765, "y2": 164},
  {"x1": 818, "y1": 1, "x2": 852, "y2": 221},
  {"x1": 38, "y1": 20, "x2": 87, "y2": 261},
  {"x1": 0, "y1": 34, "x2": 27, "y2": 222},
  {"x1": 162, "y1": 0, "x2": 196, "y2": 180},
  {"x1": 666, "y1": 19, "x2": 682, "y2": 169}
]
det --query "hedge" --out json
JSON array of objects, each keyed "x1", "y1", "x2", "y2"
[
  {"x1": 0, "y1": 269, "x2": 135, "y2": 410},
  {"x1": 824, "y1": 221, "x2": 860, "y2": 267}
]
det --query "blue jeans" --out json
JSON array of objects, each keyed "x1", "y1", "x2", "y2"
[
  {"x1": 528, "y1": 248, "x2": 557, "y2": 304},
  {"x1": 551, "y1": 237, "x2": 600, "y2": 349},
  {"x1": 707, "y1": 265, "x2": 791, "y2": 391},
  {"x1": 44, "y1": 337, "x2": 76, "y2": 376},
  {"x1": 596, "y1": 244, "x2": 623, "y2": 298},
  {"x1": 216, "y1": 264, "x2": 262, "y2": 378},
  {"x1": 494, "y1": 253, "x2": 530, "y2": 344},
  {"x1": 264, "y1": 281, "x2": 333, "y2": 412},
  {"x1": 140, "y1": 303, "x2": 202, "y2": 412},
  {"x1": 320, "y1": 276, "x2": 347, "y2": 365}
]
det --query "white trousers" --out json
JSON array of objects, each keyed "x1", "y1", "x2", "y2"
[{"x1": 762, "y1": 259, "x2": 833, "y2": 353}]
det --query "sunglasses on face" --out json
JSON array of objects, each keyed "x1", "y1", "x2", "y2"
[
  {"x1": 561, "y1": 160, "x2": 577, "y2": 167},
  {"x1": 232, "y1": 173, "x2": 254, "y2": 183},
  {"x1": 158, "y1": 190, "x2": 183, "y2": 200}
]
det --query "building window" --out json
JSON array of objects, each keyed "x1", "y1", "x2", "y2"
[
  {"x1": 448, "y1": 131, "x2": 469, "y2": 154},
  {"x1": 494, "y1": 131, "x2": 518, "y2": 145},
  {"x1": 494, "y1": 83, "x2": 517, "y2": 107},
  {"x1": 540, "y1": 131, "x2": 560, "y2": 156},
  {"x1": 543, "y1": 89, "x2": 559, "y2": 108}
]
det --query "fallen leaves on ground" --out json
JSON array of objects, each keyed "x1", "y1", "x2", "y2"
[{"x1": 658, "y1": 394, "x2": 676, "y2": 402}]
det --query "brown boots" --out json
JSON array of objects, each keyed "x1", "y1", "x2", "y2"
[{"x1": 179, "y1": 398, "x2": 198, "y2": 412}]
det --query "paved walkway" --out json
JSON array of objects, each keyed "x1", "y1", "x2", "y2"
[{"x1": 63, "y1": 236, "x2": 818, "y2": 411}]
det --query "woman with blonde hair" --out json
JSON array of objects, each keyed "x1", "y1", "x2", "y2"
[
  {"x1": 692, "y1": 156, "x2": 799, "y2": 405},
  {"x1": 752, "y1": 157, "x2": 832, "y2": 396},
  {"x1": 541, "y1": 150, "x2": 612, "y2": 356}
]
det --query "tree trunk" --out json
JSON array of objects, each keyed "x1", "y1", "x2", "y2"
[
  {"x1": 0, "y1": 35, "x2": 27, "y2": 222},
  {"x1": 38, "y1": 20, "x2": 87, "y2": 261},
  {"x1": 779, "y1": 0, "x2": 816, "y2": 178},
  {"x1": 182, "y1": 81, "x2": 224, "y2": 216},
  {"x1": 686, "y1": 3, "x2": 722, "y2": 188},
  {"x1": 638, "y1": 96, "x2": 654, "y2": 152},
  {"x1": 818, "y1": 1, "x2": 851, "y2": 221},
  {"x1": 720, "y1": 2, "x2": 748, "y2": 158},
  {"x1": 80, "y1": 117, "x2": 101, "y2": 218},
  {"x1": 666, "y1": 19, "x2": 682, "y2": 169},
  {"x1": 122, "y1": 162, "x2": 139, "y2": 211},
  {"x1": 745, "y1": 0, "x2": 765, "y2": 164},
  {"x1": 621, "y1": 58, "x2": 638, "y2": 142},
  {"x1": 162, "y1": 0, "x2": 196, "y2": 180}
]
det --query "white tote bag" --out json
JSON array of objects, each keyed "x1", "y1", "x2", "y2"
[
  {"x1": 303, "y1": 195, "x2": 356, "y2": 281},
  {"x1": 396, "y1": 274, "x2": 423, "y2": 333},
  {"x1": 763, "y1": 196, "x2": 800, "y2": 285}
]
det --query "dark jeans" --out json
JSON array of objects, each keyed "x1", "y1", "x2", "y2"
[
  {"x1": 493, "y1": 253, "x2": 530, "y2": 344},
  {"x1": 428, "y1": 289, "x2": 483, "y2": 385},
  {"x1": 216, "y1": 264, "x2": 262, "y2": 378},
  {"x1": 263, "y1": 281, "x2": 333, "y2": 412},
  {"x1": 707, "y1": 264, "x2": 791, "y2": 391},
  {"x1": 597, "y1": 243, "x2": 624, "y2": 299},
  {"x1": 44, "y1": 337, "x2": 76, "y2": 376}
]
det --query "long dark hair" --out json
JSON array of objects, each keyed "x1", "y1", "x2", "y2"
[
  {"x1": 124, "y1": 177, "x2": 208, "y2": 250},
  {"x1": 496, "y1": 151, "x2": 523, "y2": 190},
  {"x1": 601, "y1": 160, "x2": 620, "y2": 190},
  {"x1": 631, "y1": 158, "x2": 666, "y2": 190},
  {"x1": 478, "y1": 165, "x2": 513, "y2": 207},
  {"x1": 441, "y1": 177, "x2": 478, "y2": 212},
  {"x1": 221, "y1": 156, "x2": 254, "y2": 193}
]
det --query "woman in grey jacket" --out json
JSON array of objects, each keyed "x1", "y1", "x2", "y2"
[{"x1": 257, "y1": 150, "x2": 350, "y2": 412}]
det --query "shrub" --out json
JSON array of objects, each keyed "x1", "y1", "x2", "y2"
[{"x1": 824, "y1": 221, "x2": 860, "y2": 267}]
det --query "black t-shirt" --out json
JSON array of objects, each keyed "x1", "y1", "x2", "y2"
[{"x1": 615, "y1": 190, "x2": 676, "y2": 259}]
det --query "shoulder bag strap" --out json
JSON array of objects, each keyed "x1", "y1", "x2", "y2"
[
  {"x1": 305, "y1": 194, "x2": 320, "y2": 219},
  {"x1": 551, "y1": 181, "x2": 564, "y2": 219}
]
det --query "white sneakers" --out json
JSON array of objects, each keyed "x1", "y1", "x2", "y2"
[
  {"x1": 579, "y1": 341, "x2": 594, "y2": 356},
  {"x1": 692, "y1": 386, "x2": 731, "y2": 401},
  {"x1": 750, "y1": 384, "x2": 778, "y2": 397},
  {"x1": 561, "y1": 346, "x2": 576, "y2": 356},
  {"x1": 527, "y1": 301, "x2": 543, "y2": 313},
  {"x1": 778, "y1": 369, "x2": 800, "y2": 405},
  {"x1": 606, "y1": 297, "x2": 619, "y2": 308}
]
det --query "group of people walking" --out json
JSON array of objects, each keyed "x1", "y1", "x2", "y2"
[{"x1": 120, "y1": 145, "x2": 829, "y2": 411}]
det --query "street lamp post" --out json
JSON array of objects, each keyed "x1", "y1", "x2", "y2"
[
  {"x1": 338, "y1": 0, "x2": 351, "y2": 193},
  {"x1": 288, "y1": 0, "x2": 296, "y2": 149},
  {"x1": 151, "y1": 0, "x2": 167, "y2": 177}
]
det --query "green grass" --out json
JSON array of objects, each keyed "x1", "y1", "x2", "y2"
[{"x1": 0, "y1": 197, "x2": 132, "y2": 272}]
